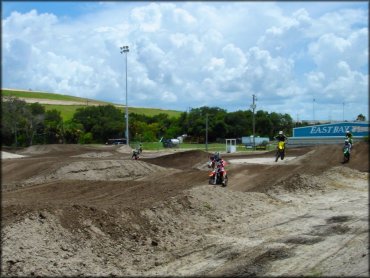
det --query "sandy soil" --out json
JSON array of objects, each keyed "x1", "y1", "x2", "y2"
[
  {"x1": 1, "y1": 142, "x2": 369, "y2": 276},
  {"x1": 17, "y1": 97, "x2": 105, "y2": 106}
]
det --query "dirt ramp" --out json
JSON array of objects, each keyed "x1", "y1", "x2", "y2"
[
  {"x1": 18, "y1": 144, "x2": 96, "y2": 156},
  {"x1": 25, "y1": 160, "x2": 170, "y2": 184},
  {"x1": 268, "y1": 173, "x2": 324, "y2": 194},
  {"x1": 347, "y1": 141, "x2": 369, "y2": 172},
  {"x1": 143, "y1": 150, "x2": 211, "y2": 170},
  {"x1": 116, "y1": 145, "x2": 133, "y2": 154},
  {"x1": 297, "y1": 142, "x2": 368, "y2": 174},
  {"x1": 229, "y1": 142, "x2": 368, "y2": 193}
]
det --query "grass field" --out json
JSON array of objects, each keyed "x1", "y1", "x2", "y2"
[
  {"x1": 2, "y1": 89, "x2": 183, "y2": 120},
  {"x1": 2, "y1": 89, "x2": 100, "y2": 103},
  {"x1": 42, "y1": 104, "x2": 86, "y2": 121},
  {"x1": 42, "y1": 104, "x2": 183, "y2": 121}
]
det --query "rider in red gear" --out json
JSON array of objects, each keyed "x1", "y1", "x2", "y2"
[{"x1": 209, "y1": 152, "x2": 226, "y2": 184}]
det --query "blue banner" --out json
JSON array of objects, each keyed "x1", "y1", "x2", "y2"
[{"x1": 293, "y1": 122, "x2": 369, "y2": 137}]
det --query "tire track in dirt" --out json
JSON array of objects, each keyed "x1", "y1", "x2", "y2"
[{"x1": 1, "y1": 142, "x2": 368, "y2": 276}]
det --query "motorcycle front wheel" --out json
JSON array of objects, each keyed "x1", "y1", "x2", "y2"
[
  {"x1": 343, "y1": 154, "x2": 350, "y2": 163},
  {"x1": 222, "y1": 174, "x2": 228, "y2": 187},
  {"x1": 275, "y1": 151, "x2": 280, "y2": 162}
]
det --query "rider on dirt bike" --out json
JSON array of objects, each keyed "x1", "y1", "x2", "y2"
[
  {"x1": 274, "y1": 131, "x2": 288, "y2": 162},
  {"x1": 343, "y1": 139, "x2": 352, "y2": 163},
  {"x1": 209, "y1": 152, "x2": 226, "y2": 185},
  {"x1": 345, "y1": 138, "x2": 352, "y2": 150},
  {"x1": 132, "y1": 149, "x2": 140, "y2": 160}
]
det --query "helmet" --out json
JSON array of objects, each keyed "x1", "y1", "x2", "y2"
[
  {"x1": 279, "y1": 131, "x2": 283, "y2": 135},
  {"x1": 346, "y1": 131, "x2": 350, "y2": 134},
  {"x1": 214, "y1": 152, "x2": 220, "y2": 160}
]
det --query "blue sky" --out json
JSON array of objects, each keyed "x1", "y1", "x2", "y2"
[{"x1": 2, "y1": 1, "x2": 368, "y2": 121}]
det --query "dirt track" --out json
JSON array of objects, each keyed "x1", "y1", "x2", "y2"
[{"x1": 1, "y1": 142, "x2": 369, "y2": 276}]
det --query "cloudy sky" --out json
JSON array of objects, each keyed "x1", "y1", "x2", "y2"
[{"x1": 2, "y1": 1, "x2": 368, "y2": 121}]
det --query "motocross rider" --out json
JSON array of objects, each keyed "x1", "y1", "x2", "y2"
[
  {"x1": 344, "y1": 138, "x2": 352, "y2": 153},
  {"x1": 345, "y1": 130, "x2": 353, "y2": 145},
  {"x1": 275, "y1": 131, "x2": 288, "y2": 142},
  {"x1": 209, "y1": 152, "x2": 226, "y2": 184},
  {"x1": 132, "y1": 148, "x2": 140, "y2": 160},
  {"x1": 274, "y1": 131, "x2": 287, "y2": 162}
]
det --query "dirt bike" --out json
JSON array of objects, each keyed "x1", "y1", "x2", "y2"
[
  {"x1": 209, "y1": 168, "x2": 228, "y2": 186},
  {"x1": 207, "y1": 159, "x2": 228, "y2": 187},
  {"x1": 342, "y1": 145, "x2": 350, "y2": 163},
  {"x1": 132, "y1": 149, "x2": 140, "y2": 160},
  {"x1": 275, "y1": 141, "x2": 286, "y2": 162}
]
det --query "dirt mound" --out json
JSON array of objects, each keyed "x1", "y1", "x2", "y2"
[
  {"x1": 23, "y1": 160, "x2": 172, "y2": 186},
  {"x1": 1, "y1": 151, "x2": 27, "y2": 159},
  {"x1": 143, "y1": 150, "x2": 211, "y2": 170},
  {"x1": 19, "y1": 144, "x2": 94, "y2": 155},
  {"x1": 227, "y1": 142, "x2": 368, "y2": 193},
  {"x1": 296, "y1": 141, "x2": 369, "y2": 174},
  {"x1": 2, "y1": 142, "x2": 369, "y2": 277},
  {"x1": 72, "y1": 152, "x2": 113, "y2": 158},
  {"x1": 116, "y1": 145, "x2": 133, "y2": 154},
  {"x1": 2, "y1": 166, "x2": 368, "y2": 277},
  {"x1": 268, "y1": 173, "x2": 324, "y2": 193}
]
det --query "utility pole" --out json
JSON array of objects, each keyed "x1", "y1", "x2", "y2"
[
  {"x1": 251, "y1": 94, "x2": 257, "y2": 150},
  {"x1": 120, "y1": 45, "x2": 129, "y2": 146},
  {"x1": 296, "y1": 113, "x2": 299, "y2": 127},
  {"x1": 313, "y1": 98, "x2": 315, "y2": 123}
]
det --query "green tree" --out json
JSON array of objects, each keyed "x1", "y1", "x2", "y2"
[
  {"x1": 44, "y1": 109, "x2": 63, "y2": 144},
  {"x1": 24, "y1": 103, "x2": 45, "y2": 145},
  {"x1": 255, "y1": 110, "x2": 272, "y2": 137},
  {"x1": 225, "y1": 110, "x2": 252, "y2": 138},
  {"x1": 72, "y1": 105, "x2": 124, "y2": 143},
  {"x1": 356, "y1": 114, "x2": 366, "y2": 121},
  {"x1": 63, "y1": 120, "x2": 84, "y2": 144},
  {"x1": 1, "y1": 96, "x2": 29, "y2": 147}
]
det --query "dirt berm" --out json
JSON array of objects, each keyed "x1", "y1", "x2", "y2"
[{"x1": 1, "y1": 142, "x2": 369, "y2": 276}]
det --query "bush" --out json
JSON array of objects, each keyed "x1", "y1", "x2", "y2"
[{"x1": 79, "y1": 132, "x2": 93, "y2": 144}]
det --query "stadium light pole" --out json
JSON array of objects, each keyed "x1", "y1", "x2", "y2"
[
  {"x1": 342, "y1": 102, "x2": 345, "y2": 121},
  {"x1": 120, "y1": 45, "x2": 129, "y2": 146},
  {"x1": 251, "y1": 94, "x2": 257, "y2": 150}
]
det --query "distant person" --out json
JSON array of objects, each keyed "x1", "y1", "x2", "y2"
[{"x1": 274, "y1": 131, "x2": 288, "y2": 142}]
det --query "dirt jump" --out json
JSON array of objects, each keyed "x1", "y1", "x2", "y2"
[{"x1": 1, "y1": 142, "x2": 369, "y2": 276}]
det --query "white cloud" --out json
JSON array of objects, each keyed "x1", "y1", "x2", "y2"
[
  {"x1": 131, "y1": 3, "x2": 162, "y2": 32},
  {"x1": 161, "y1": 91, "x2": 177, "y2": 103},
  {"x1": 2, "y1": 2, "x2": 368, "y2": 121},
  {"x1": 173, "y1": 7, "x2": 196, "y2": 24}
]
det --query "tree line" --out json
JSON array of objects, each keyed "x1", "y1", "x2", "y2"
[{"x1": 2, "y1": 96, "x2": 296, "y2": 147}]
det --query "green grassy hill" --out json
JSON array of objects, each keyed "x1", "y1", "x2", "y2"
[{"x1": 2, "y1": 89, "x2": 183, "y2": 121}]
